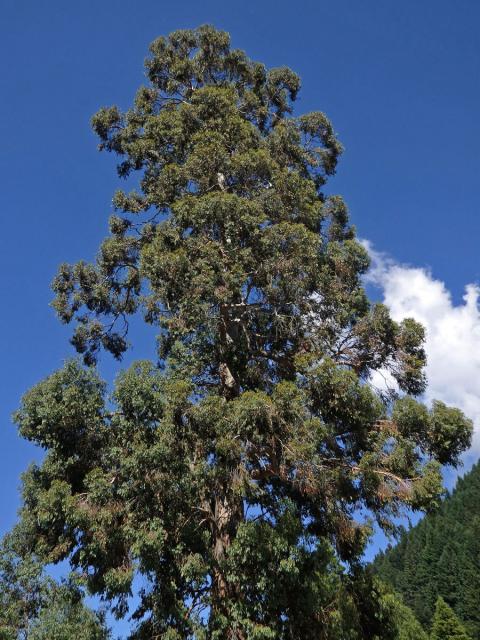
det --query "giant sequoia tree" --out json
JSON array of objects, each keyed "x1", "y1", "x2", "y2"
[{"x1": 13, "y1": 26, "x2": 472, "y2": 639}]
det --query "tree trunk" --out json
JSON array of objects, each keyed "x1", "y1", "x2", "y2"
[
  {"x1": 210, "y1": 304, "x2": 245, "y2": 632},
  {"x1": 211, "y1": 490, "x2": 244, "y2": 631}
]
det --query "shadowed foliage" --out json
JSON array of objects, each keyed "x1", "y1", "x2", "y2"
[{"x1": 0, "y1": 532, "x2": 109, "y2": 640}]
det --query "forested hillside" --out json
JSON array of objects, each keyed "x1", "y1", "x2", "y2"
[{"x1": 374, "y1": 461, "x2": 480, "y2": 638}]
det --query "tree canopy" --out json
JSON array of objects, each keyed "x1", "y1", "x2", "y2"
[
  {"x1": 430, "y1": 597, "x2": 471, "y2": 640},
  {"x1": 11, "y1": 25, "x2": 473, "y2": 639},
  {"x1": 0, "y1": 533, "x2": 109, "y2": 640},
  {"x1": 381, "y1": 591, "x2": 428, "y2": 640}
]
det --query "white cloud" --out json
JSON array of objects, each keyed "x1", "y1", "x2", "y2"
[{"x1": 363, "y1": 241, "x2": 480, "y2": 456}]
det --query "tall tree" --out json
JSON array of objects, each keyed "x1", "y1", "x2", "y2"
[
  {"x1": 430, "y1": 597, "x2": 471, "y2": 640},
  {"x1": 12, "y1": 25, "x2": 472, "y2": 638}
]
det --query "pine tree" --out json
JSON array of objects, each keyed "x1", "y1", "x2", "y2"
[
  {"x1": 374, "y1": 463, "x2": 480, "y2": 637},
  {"x1": 458, "y1": 517, "x2": 480, "y2": 637},
  {"x1": 430, "y1": 597, "x2": 471, "y2": 640},
  {"x1": 395, "y1": 603, "x2": 428, "y2": 640},
  {"x1": 12, "y1": 25, "x2": 472, "y2": 638},
  {"x1": 380, "y1": 590, "x2": 428, "y2": 640}
]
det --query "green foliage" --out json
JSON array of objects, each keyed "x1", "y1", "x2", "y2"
[
  {"x1": 0, "y1": 533, "x2": 108, "y2": 640},
  {"x1": 430, "y1": 597, "x2": 471, "y2": 640},
  {"x1": 380, "y1": 591, "x2": 428, "y2": 640},
  {"x1": 28, "y1": 584, "x2": 109, "y2": 640},
  {"x1": 374, "y1": 462, "x2": 480, "y2": 638},
  {"x1": 12, "y1": 24, "x2": 473, "y2": 638}
]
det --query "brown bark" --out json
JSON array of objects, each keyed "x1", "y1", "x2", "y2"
[{"x1": 210, "y1": 489, "x2": 244, "y2": 629}]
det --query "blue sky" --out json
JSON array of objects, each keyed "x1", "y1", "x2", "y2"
[{"x1": 1, "y1": 0, "x2": 479, "y2": 633}]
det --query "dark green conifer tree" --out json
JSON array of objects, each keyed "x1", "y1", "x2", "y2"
[
  {"x1": 430, "y1": 597, "x2": 471, "y2": 640},
  {"x1": 458, "y1": 517, "x2": 480, "y2": 636},
  {"x1": 374, "y1": 462, "x2": 480, "y2": 638},
  {"x1": 12, "y1": 25, "x2": 472, "y2": 638}
]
